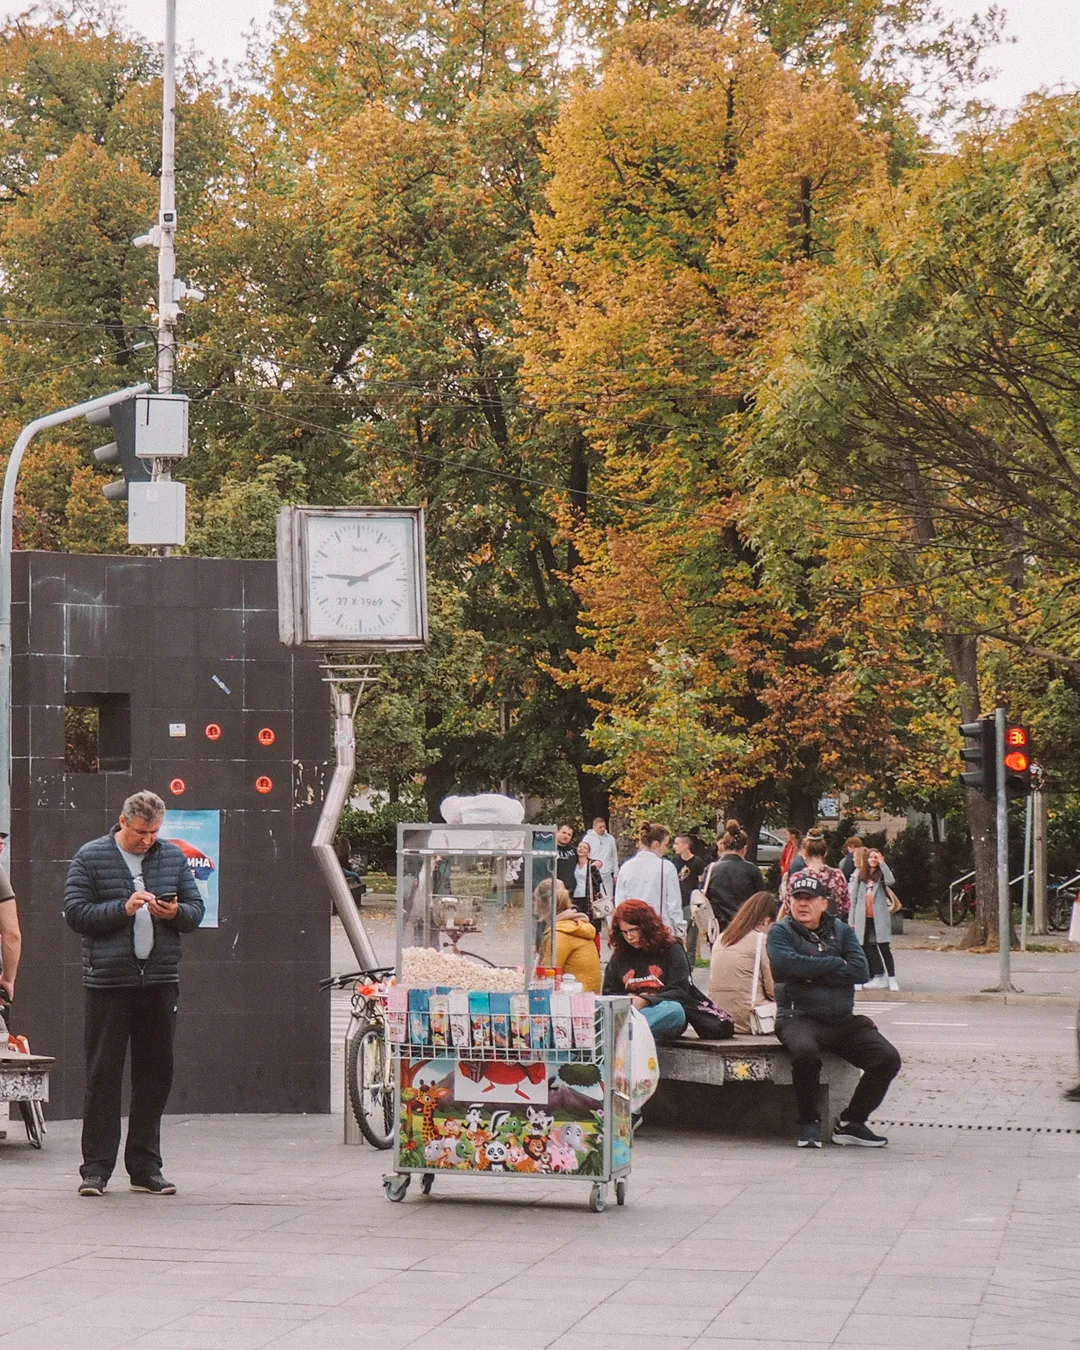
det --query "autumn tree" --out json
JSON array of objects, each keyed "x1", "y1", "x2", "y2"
[{"x1": 753, "y1": 94, "x2": 1080, "y2": 940}]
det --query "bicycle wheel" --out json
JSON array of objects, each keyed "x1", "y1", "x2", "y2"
[
  {"x1": 347, "y1": 1017, "x2": 395, "y2": 1150},
  {"x1": 1048, "y1": 889, "x2": 1074, "y2": 932},
  {"x1": 19, "y1": 1099, "x2": 44, "y2": 1149}
]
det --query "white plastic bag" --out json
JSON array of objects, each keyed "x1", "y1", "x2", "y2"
[{"x1": 629, "y1": 1006, "x2": 660, "y2": 1112}]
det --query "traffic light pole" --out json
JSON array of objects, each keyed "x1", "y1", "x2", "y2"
[
  {"x1": 994, "y1": 705, "x2": 1016, "y2": 991},
  {"x1": 0, "y1": 386, "x2": 150, "y2": 840}
]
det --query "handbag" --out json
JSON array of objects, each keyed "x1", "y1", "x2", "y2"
[
  {"x1": 683, "y1": 980, "x2": 734, "y2": 1040},
  {"x1": 749, "y1": 931, "x2": 778, "y2": 1036},
  {"x1": 886, "y1": 886, "x2": 903, "y2": 915},
  {"x1": 689, "y1": 863, "x2": 720, "y2": 945}
]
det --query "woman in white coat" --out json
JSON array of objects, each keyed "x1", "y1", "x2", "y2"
[
  {"x1": 848, "y1": 847, "x2": 899, "y2": 990},
  {"x1": 614, "y1": 821, "x2": 685, "y2": 942}
]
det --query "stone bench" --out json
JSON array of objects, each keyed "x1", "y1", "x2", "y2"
[{"x1": 643, "y1": 1033, "x2": 861, "y2": 1138}]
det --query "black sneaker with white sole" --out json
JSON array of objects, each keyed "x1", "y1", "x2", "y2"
[
  {"x1": 831, "y1": 1121, "x2": 888, "y2": 1147},
  {"x1": 797, "y1": 1122, "x2": 822, "y2": 1148},
  {"x1": 78, "y1": 1175, "x2": 107, "y2": 1196},
  {"x1": 130, "y1": 1174, "x2": 177, "y2": 1195}
]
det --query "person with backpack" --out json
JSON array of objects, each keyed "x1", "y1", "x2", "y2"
[{"x1": 703, "y1": 820, "x2": 765, "y2": 936}]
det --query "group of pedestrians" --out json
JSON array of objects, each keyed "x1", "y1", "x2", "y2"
[{"x1": 553, "y1": 813, "x2": 904, "y2": 1149}]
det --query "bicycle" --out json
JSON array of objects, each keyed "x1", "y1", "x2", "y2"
[{"x1": 320, "y1": 967, "x2": 395, "y2": 1149}]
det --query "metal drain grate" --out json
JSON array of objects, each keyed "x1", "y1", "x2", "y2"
[{"x1": 873, "y1": 1119, "x2": 1080, "y2": 1135}]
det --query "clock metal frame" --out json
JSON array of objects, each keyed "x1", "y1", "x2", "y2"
[{"x1": 276, "y1": 505, "x2": 429, "y2": 650}]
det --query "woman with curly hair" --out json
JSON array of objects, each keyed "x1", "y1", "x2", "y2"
[{"x1": 602, "y1": 899, "x2": 694, "y2": 1040}]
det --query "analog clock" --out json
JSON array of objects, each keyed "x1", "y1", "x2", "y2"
[{"x1": 277, "y1": 506, "x2": 428, "y2": 649}]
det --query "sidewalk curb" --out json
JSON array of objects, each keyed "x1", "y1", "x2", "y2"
[{"x1": 856, "y1": 990, "x2": 1077, "y2": 1007}]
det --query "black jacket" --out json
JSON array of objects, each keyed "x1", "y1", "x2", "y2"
[
  {"x1": 767, "y1": 913, "x2": 869, "y2": 1023},
  {"x1": 704, "y1": 855, "x2": 765, "y2": 929},
  {"x1": 64, "y1": 827, "x2": 205, "y2": 989},
  {"x1": 602, "y1": 939, "x2": 694, "y2": 1005}
]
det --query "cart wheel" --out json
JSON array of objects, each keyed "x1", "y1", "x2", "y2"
[
  {"x1": 383, "y1": 1173, "x2": 410, "y2": 1203},
  {"x1": 19, "y1": 1100, "x2": 44, "y2": 1149},
  {"x1": 589, "y1": 1183, "x2": 607, "y2": 1213},
  {"x1": 420, "y1": 1172, "x2": 435, "y2": 1195},
  {"x1": 615, "y1": 1180, "x2": 627, "y2": 1206}
]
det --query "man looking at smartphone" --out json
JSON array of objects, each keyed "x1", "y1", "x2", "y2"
[{"x1": 64, "y1": 791, "x2": 204, "y2": 1197}]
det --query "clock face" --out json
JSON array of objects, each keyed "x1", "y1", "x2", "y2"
[{"x1": 302, "y1": 512, "x2": 421, "y2": 643}]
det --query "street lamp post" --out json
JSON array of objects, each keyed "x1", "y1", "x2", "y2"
[{"x1": 0, "y1": 385, "x2": 150, "y2": 841}]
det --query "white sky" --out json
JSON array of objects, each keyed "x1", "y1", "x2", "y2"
[{"x1": 0, "y1": 0, "x2": 1077, "y2": 106}]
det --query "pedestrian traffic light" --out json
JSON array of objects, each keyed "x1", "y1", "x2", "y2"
[
  {"x1": 959, "y1": 716, "x2": 996, "y2": 801},
  {"x1": 86, "y1": 399, "x2": 150, "y2": 502},
  {"x1": 1003, "y1": 725, "x2": 1032, "y2": 796}
]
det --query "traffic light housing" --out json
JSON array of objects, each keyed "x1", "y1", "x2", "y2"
[
  {"x1": 87, "y1": 399, "x2": 150, "y2": 502},
  {"x1": 959, "y1": 716, "x2": 996, "y2": 801},
  {"x1": 1003, "y1": 725, "x2": 1032, "y2": 797}
]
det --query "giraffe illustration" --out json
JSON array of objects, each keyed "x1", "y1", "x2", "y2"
[{"x1": 402, "y1": 1085, "x2": 450, "y2": 1147}]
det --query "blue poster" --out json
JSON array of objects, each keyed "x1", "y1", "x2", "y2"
[{"x1": 161, "y1": 809, "x2": 221, "y2": 928}]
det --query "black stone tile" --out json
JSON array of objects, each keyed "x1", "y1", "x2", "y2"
[
  {"x1": 151, "y1": 658, "x2": 197, "y2": 708},
  {"x1": 106, "y1": 657, "x2": 151, "y2": 697},
  {"x1": 30, "y1": 768, "x2": 68, "y2": 810},
  {"x1": 28, "y1": 565, "x2": 64, "y2": 608},
  {"x1": 30, "y1": 703, "x2": 63, "y2": 758},
  {"x1": 65, "y1": 770, "x2": 108, "y2": 813},
  {"x1": 11, "y1": 601, "x2": 28, "y2": 656},
  {"x1": 243, "y1": 562, "x2": 278, "y2": 611},
  {"x1": 244, "y1": 662, "x2": 292, "y2": 712},
  {"x1": 154, "y1": 608, "x2": 196, "y2": 661},
  {"x1": 28, "y1": 808, "x2": 66, "y2": 863},
  {"x1": 196, "y1": 558, "x2": 245, "y2": 610},
  {"x1": 105, "y1": 556, "x2": 150, "y2": 605},
  {"x1": 64, "y1": 604, "x2": 108, "y2": 657},
  {"x1": 64, "y1": 656, "x2": 109, "y2": 695},
  {"x1": 245, "y1": 606, "x2": 289, "y2": 661},
  {"x1": 11, "y1": 707, "x2": 28, "y2": 759},
  {"x1": 64, "y1": 556, "x2": 107, "y2": 606},
  {"x1": 144, "y1": 556, "x2": 197, "y2": 608},
  {"x1": 200, "y1": 605, "x2": 244, "y2": 660},
  {"x1": 195, "y1": 659, "x2": 244, "y2": 709},
  {"x1": 107, "y1": 604, "x2": 151, "y2": 657},
  {"x1": 148, "y1": 715, "x2": 196, "y2": 762},
  {"x1": 27, "y1": 601, "x2": 64, "y2": 657},
  {"x1": 241, "y1": 711, "x2": 289, "y2": 760},
  {"x1": 186, "y1": 711, "x2": 240, "y2": 761}
]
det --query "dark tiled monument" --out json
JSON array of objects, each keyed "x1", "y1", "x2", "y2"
[{"x1": 10, "y1": 552, "x2": 332, "y2": 1118}]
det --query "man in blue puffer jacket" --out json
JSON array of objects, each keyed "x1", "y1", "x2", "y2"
[
  {"x1": 64, "y1": 790, "x2": 204, "y2": 1197},
  {"x1": 768, "y1": 872, "x2": 901, "y2": 1151}
]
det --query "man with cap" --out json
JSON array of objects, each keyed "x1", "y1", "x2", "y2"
[{"x1": 767, "y1": 871, "x2": 901, "y2": 1149}]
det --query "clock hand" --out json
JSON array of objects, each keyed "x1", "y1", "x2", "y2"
[
  {"x1": 322, "y1": 573, "x2": 365, "y2": 586},
  {"x1": 351, "y1": 554, "x2": 400, "y2": 583}
]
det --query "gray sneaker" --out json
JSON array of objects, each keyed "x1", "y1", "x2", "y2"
[
  {"x1": 797, "y1": 1122, "x2": 822, "y2": 1149},
  {"x1": 78, "y1": 1175, "x2": 107, "y2": 1196}
]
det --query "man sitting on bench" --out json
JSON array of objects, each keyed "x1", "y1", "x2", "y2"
[{"x1": 768, "y1": 873, "x2": 901, "y2": 1149}]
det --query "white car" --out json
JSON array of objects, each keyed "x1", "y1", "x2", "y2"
[{"x1": 757, "y1": 829, "x2": 785, "y2": 865}]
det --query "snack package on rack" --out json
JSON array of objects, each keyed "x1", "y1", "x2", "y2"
[
  {"x1": 550, "y1": 992, "x2": 573, "y2": 1050},
  {"x1": 533, "y1": 966, "x2": 560, "y2": 990},
  {"x1": 469, "y1": 991, "x2": 491, "y2": 1048},
  {"x1": 571, "y1": 993, "x2": 596, "y2": 1051},
  {"x1": 529, "y1": 988, "x2": 550, "y2": 1049},
  {"x1": 407, "y1": 988, "x2": 430, "y2": 1045},
  {"x1": 510, "y1": 992, "x2": 530, "y2": 1050},
  {"x1": 387, "y1": 986, "x2": 408, "y2": 1044},
  {"x1": 429, "y1": 994, "x2": 450, "y2": 1049},
  {"x1": 489, "y1": 993, "x2": 511, "y2": 1049},
  {"x1": 449, "y1": 990, "x2": 470, "y2": 1047}
]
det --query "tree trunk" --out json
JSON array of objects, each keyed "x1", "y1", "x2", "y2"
[{"x1": 945, "y1": 633, "x2": 998, "y2": 946}]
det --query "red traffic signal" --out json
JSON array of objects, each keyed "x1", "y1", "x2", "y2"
[
  {"x1": 1004, "y1": 751, "x2": 1030, "y2": 773},
  {"x1": 1003, "y1": 724, "x2": 1032, "y2": 796},
  {"x1": 1005, "y1": 726, "x2": 1028, "y2": 748}
]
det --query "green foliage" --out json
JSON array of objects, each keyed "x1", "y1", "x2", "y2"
[
  {"x1": 184, "y1": 456, "x2": 307, "y2": 560},
  {"x1": 337, "y1": 796, "x2": 424, "y2": 873}
]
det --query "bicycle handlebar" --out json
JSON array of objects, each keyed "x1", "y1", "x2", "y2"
[{"x1": 318, "y1": 967, "x2": 393, "y2": 992}]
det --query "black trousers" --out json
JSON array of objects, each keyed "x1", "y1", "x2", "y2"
[
  {"x1": 863, "y1": 917, "x2": 896, "y2": 978},
  {"x1": 81, "y1": 983, "x2": 178, "y2": 1181},
  {"x1": 777, "y1": 1013, "x2": 901, "y2": 1126}
]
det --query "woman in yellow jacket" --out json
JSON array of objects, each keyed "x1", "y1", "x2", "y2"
[{"x1": 554, "y1": 886, "x2": 602, "y2": 992}]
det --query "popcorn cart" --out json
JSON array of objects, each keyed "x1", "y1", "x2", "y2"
[{"x1": 382, "y1": 821, "x2": 632, "y2": 1211}]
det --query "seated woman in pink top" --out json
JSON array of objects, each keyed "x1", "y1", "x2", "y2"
[{"x1": 708, "y1": 890, "x2": 779, "y2": 1034}]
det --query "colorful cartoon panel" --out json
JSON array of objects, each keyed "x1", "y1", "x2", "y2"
[{"x1": 397, "y1": 1056, "x2": 608, "y2": 1176}]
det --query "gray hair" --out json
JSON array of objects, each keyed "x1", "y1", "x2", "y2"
[{"x1": 121, "y1": 790, "x2": 166, "y2": 823}]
